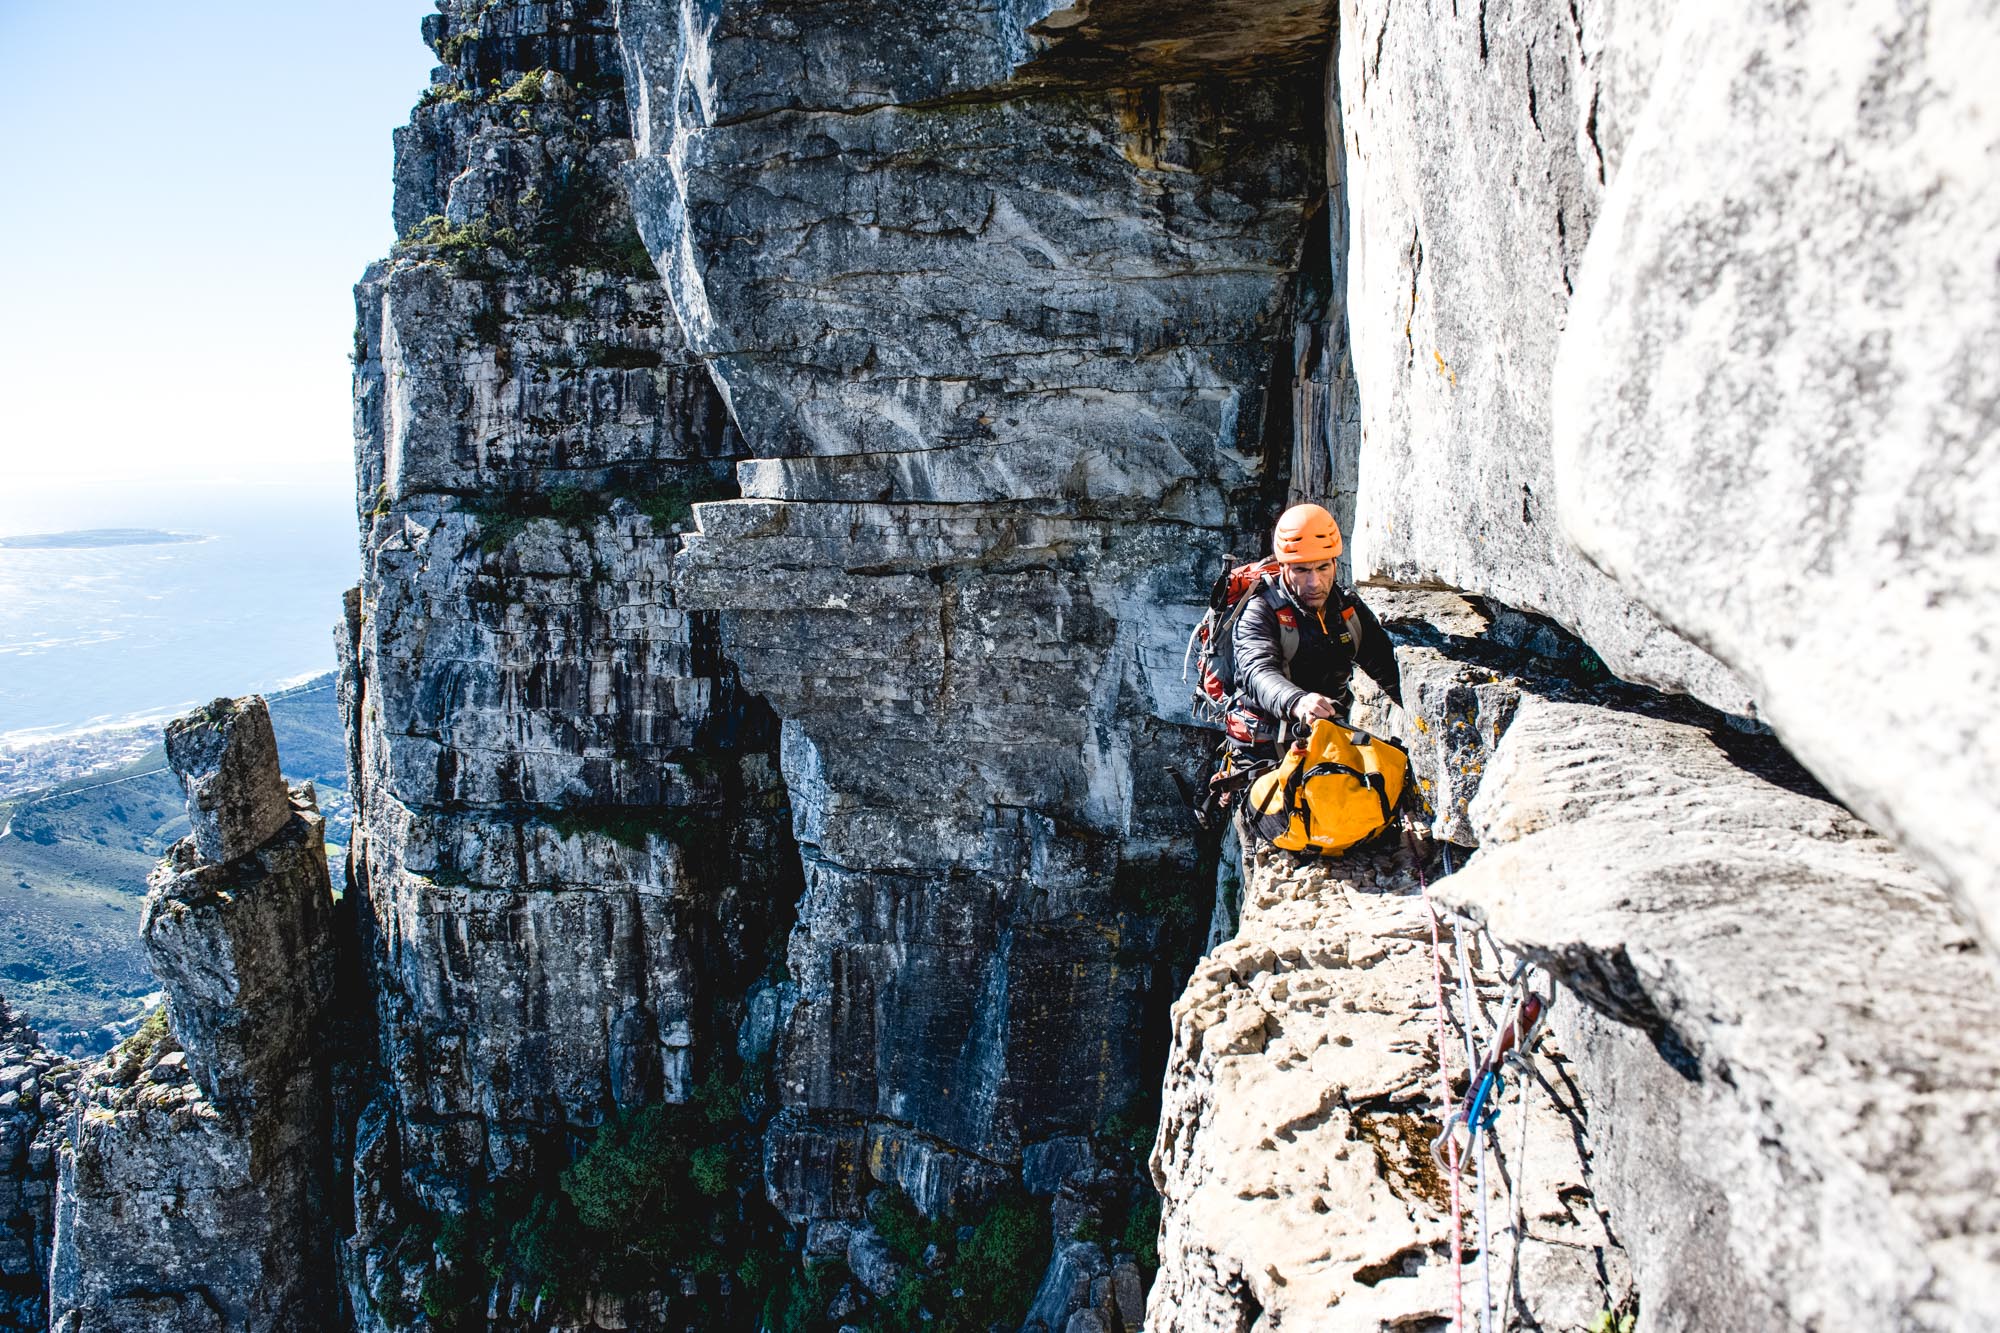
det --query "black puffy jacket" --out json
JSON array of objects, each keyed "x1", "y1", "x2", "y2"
[{"x1": 1231, "y1": 576, "x2": 1403, "y2": 730}]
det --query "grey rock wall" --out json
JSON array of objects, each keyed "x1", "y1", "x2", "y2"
[
  {"x1": 297, "y1": 1, "x2": 2000, "y2": 1330},
  {"x1": 0, "y1": 1001, "x2": 76, "y2": 1332},
  {"x1": 343, "y1": 3, "x2": 804, "y2": 1325},
  {"x1": 618, "y1": 0, "x2": 1334, "y2": 1234},
  {"x1": 50, "y1": 697, "x2": 342, "y2": 1333},
  {"x1": 1330, "y1": 0, "x2": 2000, "y2": 955},
  {"x1": 1549, "y1": 0, "x2": 2000, "y2": 950}
]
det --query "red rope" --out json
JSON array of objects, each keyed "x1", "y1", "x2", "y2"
[{"x1": 1417, "y1": 840, "x2": 1465, "y2": 1333}]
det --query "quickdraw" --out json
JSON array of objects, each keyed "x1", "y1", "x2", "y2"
[{"x1": 1431, "y1": 978, "x2": 1549, "y2": 1174}]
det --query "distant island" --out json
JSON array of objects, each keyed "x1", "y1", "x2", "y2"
[{"x1": 0, "y1": 528, "x2": 206, "y2": 549}]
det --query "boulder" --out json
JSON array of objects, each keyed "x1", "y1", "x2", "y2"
[
  {"x1": 1550, "y1": 0, "x2": 2000, "y2": 950},
  {"x1": 1440, "y1": 695, "x2": 2000, "y2": 1330},
  {"x1": 162, "y1": 696, "x2": 292, "y2": 865}
]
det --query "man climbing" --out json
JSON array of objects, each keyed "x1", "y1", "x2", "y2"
[{"x1": 1228, "y1": 502, "x2": 1403, "y2": 767}]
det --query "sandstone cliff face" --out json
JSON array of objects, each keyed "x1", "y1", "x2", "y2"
[
  {"x1": 1329, "y1": 0, "x2": 2000, "y2": 949},
  {"x1": 332, "y1": 1, "x2": 1346, "y2": 1324},
  {"x1": 41, "y1": 0, "x2": 1997, "y2": 1329},
  {"x1": 1440, "y1": 695, "x2": 2000, "y2": 1329},
  {"x1": 335, "y1": 1, "x2": 1994, "y2": 1328},
  {"x1": 50, "y1": 696, "x2": 341, "y2": 1332}
]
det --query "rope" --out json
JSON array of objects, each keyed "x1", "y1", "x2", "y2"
[
  {"x1": 1421, "y1": 836, "x2": 1555, "y2": 1333},
  {"x1": 1418, "y1": 830, "x2": 1560, "y2": 1333},
  {"x1": 1452, "y1": 922, "x2": 1495, "y2": 1333},
  {"x1": 1483, "y1": 962, "x2": 1549, "y2": 1333},
  {"x1": 1496, "y1": 1044, "x2": 1532, "y2": 1333},
  {"x1": 1416, "y1": 839, "x2": 1465, "y2": 1333}
]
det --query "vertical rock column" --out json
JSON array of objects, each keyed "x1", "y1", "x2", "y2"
[
  {"x1": 342, "y1": 0, "x2": 801, "y2": 1323},
  {"x1": 49, "y1": 696, "x2": 341, "y2": 1333}
]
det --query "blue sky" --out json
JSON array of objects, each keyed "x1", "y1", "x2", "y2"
[{"x1": 0, "y1": 0, "x2": 439, "y2": 491}]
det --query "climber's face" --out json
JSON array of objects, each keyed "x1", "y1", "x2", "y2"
[{"x1": 1283, "y1": 559, "x2": 1336, "y2": 610}]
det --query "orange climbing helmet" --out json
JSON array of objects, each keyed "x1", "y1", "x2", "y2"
[{"x1": 1272, "y1": 503, "x2": 1342, "y2": 565}]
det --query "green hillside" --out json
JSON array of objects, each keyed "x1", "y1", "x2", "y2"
[{"x1": 0, "y1": 675, "x2": 350, "y2": 1055}]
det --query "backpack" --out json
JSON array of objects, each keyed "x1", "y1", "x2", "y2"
[
  {"x1": 1243, "y1": 719, "x2": 1409, "y2": 855},
  {"x1": 1182, "y1": 558, "x2": 1370, "y2": 730},
  {"x1": 1184, "y1": 557, "x2": 1292, "y2": 726}
]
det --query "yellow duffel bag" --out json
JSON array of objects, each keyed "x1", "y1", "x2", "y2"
[{"x1": 1245, "y1": 719, "x2": 1409, "y2": 855}]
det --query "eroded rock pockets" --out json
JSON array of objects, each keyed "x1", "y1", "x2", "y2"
[{"x1": 1148, "y1": 835, "x2": 1629, "y2": 1333}]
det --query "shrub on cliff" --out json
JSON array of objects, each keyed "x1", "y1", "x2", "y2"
[
  {"x1": 562, "y1": 1104, "x2": 710, "y2": 1251},
  {"x1": 863, "y1": 1186, "x2": 1051, "y2": 1333}
]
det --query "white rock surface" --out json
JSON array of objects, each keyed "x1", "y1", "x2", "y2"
[
  {"x1": 1149, "y1": 839, "x2": 1627, "y2": 1331},
  {"x1": 1440, "y1": 696, "x2": 2000, "y2": 1331},
  {"x1": 1550, "y1": 0, "x2": 2000, "y2": 950},
  {"x1": 1331, "y1": 0, "x2": 1754, "y2": 715}
]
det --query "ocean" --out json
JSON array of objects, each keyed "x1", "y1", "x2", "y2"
[{"x1": 0, "y1": 476, "x2": 358, "y2": 745}]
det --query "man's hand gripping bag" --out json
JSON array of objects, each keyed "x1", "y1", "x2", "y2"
[{"x1": 1245, "y1": 720, "x2": 1409, "y2": 854}]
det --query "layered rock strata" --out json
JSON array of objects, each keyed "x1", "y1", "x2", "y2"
[
  {"x1": 50, "y1": 696, "x2": 341, "y2": 1332},
  {"x1": 344, "y1": 3, "x2": 805, "y2": 1325},
  {"x1": 620, "y1": 0, "x2": 1334, "y2": 1235},
  {"x1": 1439, "y1": 695, "x2": 2000, "y2": 1331},
  {"x1": 0, "y1": 1000, "x2": 76, "y2": 1332},
  {"x1": 1150, "y1": 836, "x2": 1629, "y2": 1331}
]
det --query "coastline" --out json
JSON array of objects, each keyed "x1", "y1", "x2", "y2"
[{"x1": 0, "y1": 669, "x2": 337, "y2": 801}]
